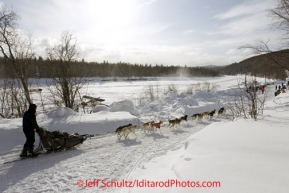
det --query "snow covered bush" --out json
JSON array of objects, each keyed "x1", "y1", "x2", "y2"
[
  {"x1": 185, "y1": 85, "x2": 194, "y2": 95},
  {"x1": 163, "y1": 84, "x2": 177, "y2": 96},
  {"x1": 201, "y1": 81, "x2": 220, "y2": 92},
  {"x1": 186, "y1": 81, "x2": 219, "y2": 95},
  {"x1": 137, "y1": 83, "x2": 163, "y2": 104}
]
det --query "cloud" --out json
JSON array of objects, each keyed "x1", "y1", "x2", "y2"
[
  {"x1": 186, "y1": 47, "x2": 202, "y2": 56},
  {"x1": 218, "y1": 13, "x2": 270, "y2": 36},
  {"x1": 34, "y1": 37, "x2": 55, "y2": 48},
  {"x1": 143, "y1": 0, "x2": 158, "y2": 5},
  {"x1": 183, "y1": 30, "x2": 195, "y2": 35},
  {"x1": 214, "y1": 0, "x2": 274, "y2": 20},
  {"x1": 226, "y1": 48, "x2": 239, "y2": 55},
  {"x1": 1, "y1": 0, "x2": 281, "y2": 67},
  {"x1": 210, "y1": 0, "x2": 276, "y2": 37},
  {"x1": 137, "y1": 23, "x2": 173, "y2": 36}
]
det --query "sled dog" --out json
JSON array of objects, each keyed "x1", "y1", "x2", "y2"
[
  {"x1": 218, "y1": 107, "x2": 226, "y2": 116},
  {"x1": 150, "y1": 121, "x2": 163, "y2": 133}
]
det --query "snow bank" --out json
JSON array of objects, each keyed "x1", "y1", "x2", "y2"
[
  {"x1": 166, "y1": 91, "x2": 178, "y2": 99},
  {"x1": 109, "y1": 99, "x2": 140, "y2": 116},
  {"x1": 182, "y1": 101, "x2": 224, "y2": 115},
  {"x1": 91, "y1": 105, "x2": 109, "y2": 112},
  {"x1": 0, "y1": 110, "x2": 140, "y2": 153},
  {"x1": 47, "y1": 107, "x2": 76, "y2": 118},
  {"x1": 56, "y1": 106, "x2": 66, "y2": 117},
  {"x1": 43, "y1": 111, "x2": 140, "y2": 135},
  {"x1": 194, "y1": 90, "x2": 217, "y2": 100},
  {"x1": 138, "y1": 91, "x2": 224, "y2": 122},
  {"x1": 128, "y1": 118, "x2": 289, "y2": 193}
]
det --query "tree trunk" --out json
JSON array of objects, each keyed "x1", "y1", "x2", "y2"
[{"x1": 10, "y1": 60, "x2": 33, "y2": 104}]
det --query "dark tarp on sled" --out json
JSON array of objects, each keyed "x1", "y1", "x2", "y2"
[{"x1": 36, "y1": 127, "x2": 92, "y2": 152}]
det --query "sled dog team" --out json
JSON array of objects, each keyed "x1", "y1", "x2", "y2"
[
  {"x1": 191, "y1": 107, "x2": 226, "y2": 121},
  {"x1": 115, "y1": 107, "x2": 226, "y2": 140}
]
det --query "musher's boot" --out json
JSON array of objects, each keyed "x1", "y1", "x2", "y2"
[
  {"x1": 20, "y1": 147, "x2": 28, "y2": 157},
  {"x1": 28, "y1": 147, "x2": 39, "y2": 157}
]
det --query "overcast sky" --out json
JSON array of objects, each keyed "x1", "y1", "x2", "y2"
[{"x1": 0, "y1": 0, "x2": 281, "y2": 67}]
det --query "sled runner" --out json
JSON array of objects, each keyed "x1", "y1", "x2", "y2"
[
  {"x1": 4, "y1": 146, "x2": 78, "y2": 164},
  {"x1": 36, "y1": 127, "x2": 93, "y2": 153}
]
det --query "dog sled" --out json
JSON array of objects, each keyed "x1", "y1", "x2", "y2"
[
  {"x1": 4, "y1": 128, "x2": 93, "y2": 164},
  {"x1": 36, "y1": 127, "x2": 93, "y2": 153}
]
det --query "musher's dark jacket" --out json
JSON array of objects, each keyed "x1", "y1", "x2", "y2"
[{"x1": 22, "y1": 108, "x2": 40, "y2": 132}]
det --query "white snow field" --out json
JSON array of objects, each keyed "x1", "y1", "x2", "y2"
[{"x1": 0, "y1": 76, "x2": 289, "y2": 193}]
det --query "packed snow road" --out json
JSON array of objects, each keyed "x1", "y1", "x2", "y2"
[{"x1": 0, "y1": 119, "x2": 222, "y2": 193}]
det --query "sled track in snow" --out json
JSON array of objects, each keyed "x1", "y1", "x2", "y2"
[{"x1": 0, "y1": 119, "x2": 225, "y2": 193}]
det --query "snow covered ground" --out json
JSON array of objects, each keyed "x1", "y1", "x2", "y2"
[{"x1": 0, "y1": 75, "x2": 288, "y2": 193}]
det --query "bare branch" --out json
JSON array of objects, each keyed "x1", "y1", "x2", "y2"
[
  {"x1": 0, "y1": 5, "x2": 34, "y2": 104},
  {"x1": 46, "y1": 31, "x2": 87, "y2": 110}
]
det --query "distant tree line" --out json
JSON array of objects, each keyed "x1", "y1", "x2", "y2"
[
  {"x1": 0, "y1": 57, "x2": 220, "y2": 78},
  {"x1": 220, "y1": 50, "x2": 289, "y2": 80},
  {"x1": 239, "y1": 0, "x2": 289, "y2": 79}
]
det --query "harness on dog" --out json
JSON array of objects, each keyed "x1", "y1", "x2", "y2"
[{"x1": 156, "y1": 122, "x2": 161, "y2": 129}]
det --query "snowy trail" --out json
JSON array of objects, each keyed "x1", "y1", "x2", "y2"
[{"x1": 0, "y1": 118, "x2": 222, "y2": 193}]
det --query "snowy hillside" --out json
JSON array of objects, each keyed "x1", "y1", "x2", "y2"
[{"x1": 0, "y1": 76, "x2": 288, "y2": 193}]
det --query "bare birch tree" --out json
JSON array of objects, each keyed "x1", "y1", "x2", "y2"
[
  {"x1": 0, "y1": 5, "x2": 35, "y2": 104},
  {"x1": 226, "y1": 76, "x2": 267, "y2": 121},
  {"x1": 46, "y1": 31, "x2": 87, "y2": 109}
]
